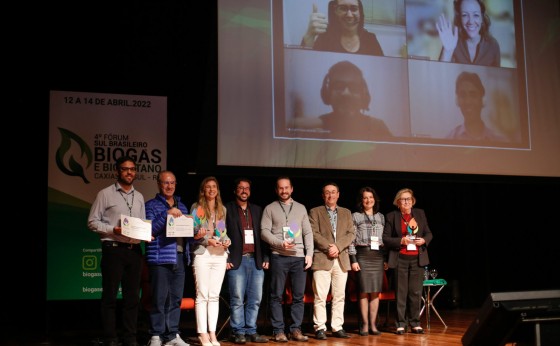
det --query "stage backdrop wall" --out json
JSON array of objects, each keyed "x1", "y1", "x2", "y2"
[{"x1": 47, "y1": 90, "x2": 167, "y2": 300}]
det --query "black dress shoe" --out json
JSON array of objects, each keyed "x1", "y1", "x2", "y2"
[
  {"x1": 411, "y1": 327, "x2": 425, "y2": 334},
  {"x1": 370, "y1": 330, "x2": 382, "y2": 336},
  {"x1": 332, "y1": 330, "x2": 349, "y2": 338},
  {"x1": 247, "y1": 334, "x2": 269, "y2": 343},
  {"x1": 315, "y1": 330, "x2": 327, "y2": 340},
  {"x1": 230, "y1": 334, "x2": 247, "y2": 344},
  {"x1": 358, "y1": 330, "x2": 368, "y2": 336}
]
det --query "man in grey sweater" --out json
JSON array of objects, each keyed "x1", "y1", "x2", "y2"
[{"x1": 261, "y1": 177, "x2": 314, "y2": 343}]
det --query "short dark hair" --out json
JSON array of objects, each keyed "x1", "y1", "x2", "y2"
[
  {"x1": 115, "y1": 155, "x2": 136, "y2": 170},
  {"x1": 276, "y1": 176, "x2": 292, "y2": 187},
  {"x1": 321, "y1": 60, "x2": 370, "y2": 110},
  {"x1": 322, "y1": 182, "x2": 339, "y2": 193},
  {"x1": 234, "y1": 177, "x2": 252, "y2": 193},
  {"x1": 455, "y1": 71, "x2": 485, "y2": 96}
]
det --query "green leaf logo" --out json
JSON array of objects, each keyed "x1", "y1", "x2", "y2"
[{"x1": 55, "y1": 127, "x2": 92, "y2": 184}]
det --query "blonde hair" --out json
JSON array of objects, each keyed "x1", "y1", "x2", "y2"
[
  {"x1": 392, "y1": 188, "x2": 416, "y2": 207},
  {"x1": 197, "y1": 176, "x2": 225, "y2": 220}
]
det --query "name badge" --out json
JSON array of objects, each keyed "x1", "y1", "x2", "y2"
[
  {"x1": 244, "y1": 229, "x2": 254, "y2": 244},
  {"x1": 407, "y1": 235, "x2": 417, "y2": 251},
  {"x1": 370, "y1": 236, "x2": 380, "y2": 250}
]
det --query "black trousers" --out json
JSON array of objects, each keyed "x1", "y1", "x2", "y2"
[
  {"x1": 100, "y1": 243, "x2": 143, "y2": 343},
  {"x1": 395, "y1": 254, "x2": 423, "y2": 329}
]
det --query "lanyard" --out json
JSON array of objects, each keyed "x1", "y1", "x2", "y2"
[
  {"x1": 364, "y1": 212, "x2": 375, "y2": 237},
  {"x1": 278, "y1": 201, "x2": 293, "y2": 226},
  {"x1": 118, "y1": 188, "x2": 135, "y2": 216},
  {"x1": 401, "y1": 212, "x2": 416, "y2": 235},
  {"x1": 240, "y1": 205, "x2": 251, "y2": 229},
  {"x1": 401, "y1": 211, "x2": 414, "y2": 225}
]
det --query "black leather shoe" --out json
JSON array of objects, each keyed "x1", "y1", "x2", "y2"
[
  {"x1": 247, "y1": 334, "x2": 269, "y2": 343},
  {"x1": 411, "y1": 327, "x2": 425, "y2": 334},
  {"x1": 230, "y1": 334, "x2": 247, "y2": 344},
  {"x1": 370, "y1": 330, "x2": 382, "y2": 336},
  {"x1": 332, "y1": 330, "x2": 349, "y2": 339},
  {"x1": 358, "y1": 330, "x2": 368, "y2": 336},
  {"x1": 315, "y1": 330, "x2": 327, "y2": 340}
]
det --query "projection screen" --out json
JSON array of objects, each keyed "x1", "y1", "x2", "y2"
[{"x1": 217, "y1": 0, "x2": 560, "y2": 177}]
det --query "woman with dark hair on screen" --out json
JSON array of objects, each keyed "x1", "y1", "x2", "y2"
[
  {"x1": 301, "y1": 0, "x2": 384, "y2": 56},
  {"x1": 436, "y1": 0, "x2": 500, "y2": 66}
]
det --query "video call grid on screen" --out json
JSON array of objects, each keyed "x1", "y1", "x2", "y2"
[{"x1": 272, "y1": 0, "x2": 528, "y2": 150}]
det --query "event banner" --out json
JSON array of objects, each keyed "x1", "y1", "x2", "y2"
[{"x1": 47, "y1": 90, "x2": 167, "y2": 300}]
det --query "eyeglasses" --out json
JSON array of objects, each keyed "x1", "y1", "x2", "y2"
[
  {"x1": 160, "y1": 181, "x2": 176, "y2": 186},
  {"x1": 399, "y1": 197, "x2": 412, "y2": 203},
  {"x1": 237, "y1": 186, "x2": 251, "y2": 191},
  {"x1": 330, "y1": 81, "x2": 362, "y2": 94},
  {"x1": 119, "y1": 166, "x2": 136, "y2": 172},
  {"x1": 336, "y1": 4, "x2": 359, "y2": 13}
]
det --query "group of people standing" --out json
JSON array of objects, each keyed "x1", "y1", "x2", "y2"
[{"x1": 88, "y1": 156, "x2": 434, "y2": 346}]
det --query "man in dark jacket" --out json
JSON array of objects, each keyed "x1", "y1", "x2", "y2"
[{"x1": 225, "y1": 178, "x2": 270, "y2": 344}]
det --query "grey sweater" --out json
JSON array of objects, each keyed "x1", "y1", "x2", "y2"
[{"x1": 261, "y1": 199, "x2": 313, "y2": 257}]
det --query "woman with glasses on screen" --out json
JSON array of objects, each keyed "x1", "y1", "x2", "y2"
[
  {"x1": 436, "y1": 0, "x2": 500, "y2": 66},
  {"x1": 301, "y1": 0, "x2": 384, "y2": 56},
  {"x1": 382, "y1": 188, "x2": 433, "y2": 335}
]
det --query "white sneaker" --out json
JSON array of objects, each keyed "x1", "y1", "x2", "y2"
[
  {"x1": 164, "y1": 334, "x2": 189, "y2": 346},
  {"x1": 148, "y1": 336, "x2": 162, "y2": 346}
]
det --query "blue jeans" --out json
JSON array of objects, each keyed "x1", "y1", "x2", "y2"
[
  {"x1": 227, "y1": 256, "x2": 265, "y2": 335},
  {"x1": 148, "y1": 253, "x2": 186, "y2": 343},
  {"x1": 269, "y1": 254, "x2": 307, "y2": 334}
]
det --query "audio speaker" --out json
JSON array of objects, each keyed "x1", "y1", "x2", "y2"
[{"x1": 461, "y1": 290, "x2": 560, "y2": 346}]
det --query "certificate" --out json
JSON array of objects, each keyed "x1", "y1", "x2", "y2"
[
  {"x1": 121, "y1": 214, "x2": 152, "y2": 241},
  {"x1": 166, "y1": 215, "x2": 194, "y2": 237}
]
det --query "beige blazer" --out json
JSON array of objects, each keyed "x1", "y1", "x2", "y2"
[{"x1": 309, "y1": 205, "x2": 356, "y2": 271}]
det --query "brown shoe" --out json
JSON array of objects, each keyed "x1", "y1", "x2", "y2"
[
  {"x1": 273, "y1": 333, "x2": 288, "y2": 343},
  {"x1": 289, "y1": 330, "x2": 308, "y2": 342}
]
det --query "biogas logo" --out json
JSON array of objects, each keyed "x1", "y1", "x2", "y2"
[
  {"x1": 55, "y1": 127, "x2": 164, "y2": 182},
  {"x1": 55, "y1": 127, "x2": 93, "y2": 184}
]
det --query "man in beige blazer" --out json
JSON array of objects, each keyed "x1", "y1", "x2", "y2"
[{"x1": 309, "y1": 182, "x2": 356, "y2": 340}]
